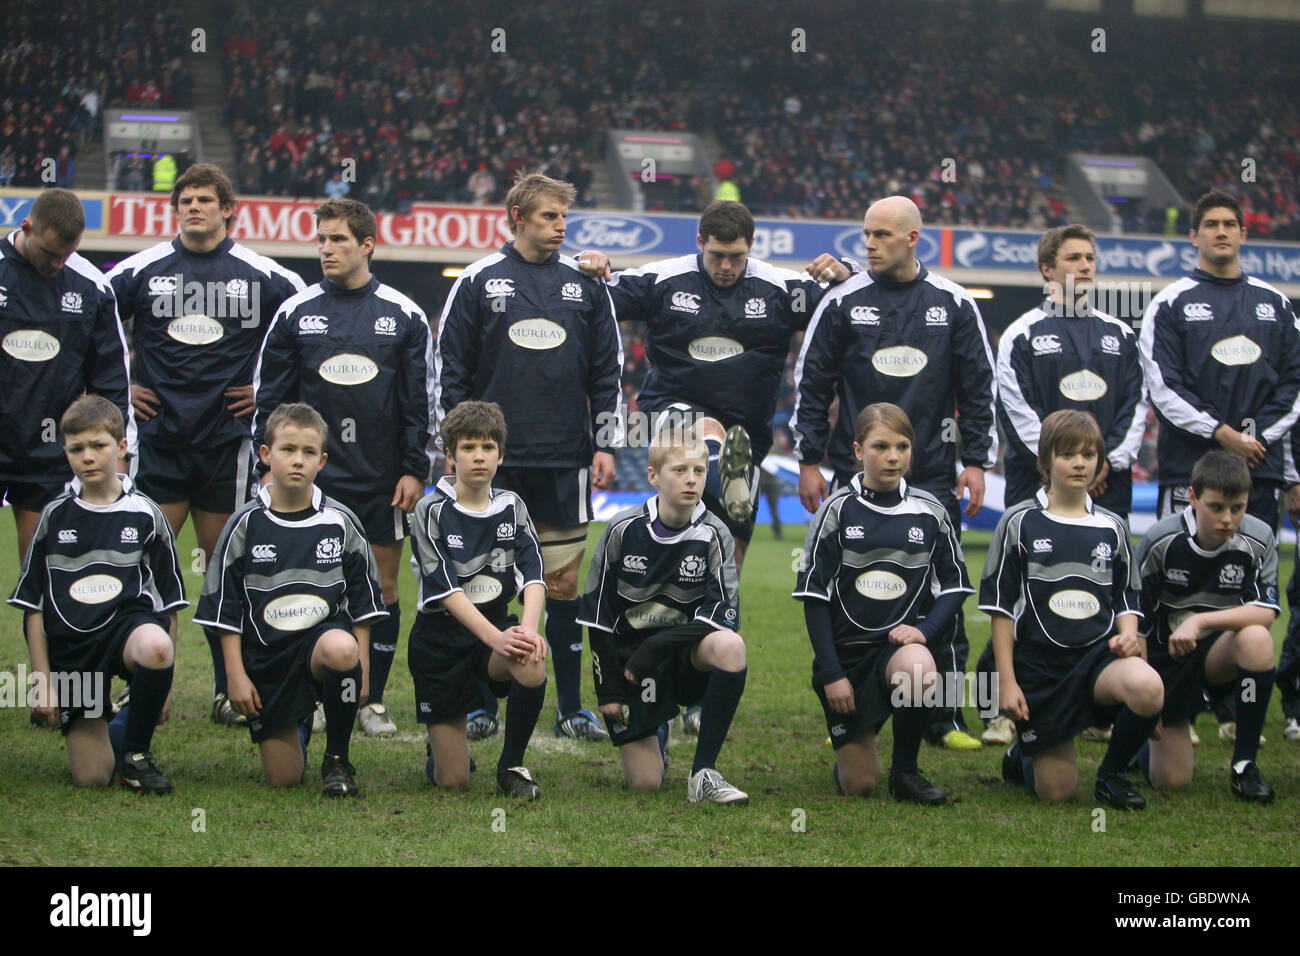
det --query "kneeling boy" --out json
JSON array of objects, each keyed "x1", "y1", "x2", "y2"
[
  {"x1": 8, "y1": 396, "x2": 184, "y2": 793},
  {"x1": 408, "y1": 401, "x2": 548, "y2": 799},
  {"x1": 194, "y1": 403, "x2": 386, "y2": 795},
  {"x1": 578, "y1": 427, "x2": 749, "y2": 804},
  {"x1": 1136, "y1": 450, "x2": 1278, "y2": 801}
]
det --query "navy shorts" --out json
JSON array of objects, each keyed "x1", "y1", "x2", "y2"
[
  {"x1": 814, "y1": 641, "x2": 898, "y2": 749},
  {"x1": 320, "y1": 484, "x2": 408, "y2": 544},
  {"x1": 603, "y1": 621, "x2": 714, "y2": 746},
  {"x1": 1, "y1": 475, "x2": 70, "y2": 513},
  {"x1": 493, "y1": 464, "x2": 592, "y2": 529},
  {"x1": 1011, "y1": 640, "x2": 1123, "y2": 756},
  {"x1": 243, "y1": 619, "x2": 354, "y2": 743},
  {"x1": 47, "y1": 611, "x2": 170, "y2": 733},
  {"x1": 1148, "y1": 632, "x2": 1234, "y2": 726},
  {"x1": 135, "y1": 436, "x2": 252, "y2": 514},
  {"x1": 407, "y1": 612, "x2": 516, "y2": 724}
]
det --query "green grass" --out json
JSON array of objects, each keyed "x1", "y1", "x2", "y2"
[{"x1": 1, "y1": 517, "x2": 1297, "y2": 866}]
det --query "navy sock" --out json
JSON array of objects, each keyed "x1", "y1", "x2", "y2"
[
  {"x1": 704, "y1": 437, "x2": 722, "y2": 500},
  {"x1": 108, "y1": 705, "x2": 127, "y2": 763},
  {"x1": 1099, "y1": 705, "x2": 1159, "y2": 776},
  {"x1": 693, "y1": 667, "x2": 746, "y2": 774},
  {"x1": 426, "y1": 741, "x2": 437, "y2": 784},
  {"x1": 122, "y1": 664, "x2": 173, "y2": 754},
  {"x1": 298, "y1": 716, "x2": 311, "y2": 759},
  {"x1": 657, "y1": 721, "x2": 670, "y2": 765},
  {"x1": 499, "y1": 678, "x2": 546, "y2": 773},
  {"x1": 474, "y1": 682, "x2": 500, "y2": 721},
  {"x1": 890, "y1": 696, "x2": 930, "y2": 772},
  {"x1": 205, "y1": 627, "x2": 227, "y2": 696},
  {"x1": 1022, "y1": 749, "x2": 1036, "y2": 794},
  {"x1": 367, "y1": 602, "x2": 400, "y2": 704},
  {"x1": 547, "y1": 598, "x2": 583, "y2": 716},
  {"x1": 833, "y1": 762, "x2": 843, "y2": 795},
  {"x1": 322, "y1": 663, "x2": 362, "y2": 759},
  {"x1": 1233, "y1": 667, "x2": 1275, "y2": 765},
  {"x1": 1136, "y1": 739, "x2": 1151, "y2": 786}
]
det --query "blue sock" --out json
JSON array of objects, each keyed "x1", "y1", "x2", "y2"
[
  {"x1": 298, "y1": 716, "x2": 312, "y2": 760},
  {"x1": 205, "y1": 627, "x2": 228, "y2": 696},
  {"x1": 547, "y1": 597, "x2": 583, "y2": 716},
  {"x1": 1136, "y1": 739, "x2": 1151, "y2": 786},
  {"x1": 693, "y1": 667, "x2": 746, "y2": 774},
  {"x1": 367, "y1": 602, "x2": 400, "y2": 704},
  {"x1": 425, "y1": 741, "x2": 437, "y2": 783},
  {"x1": 833, "y1": 762, "x2": 843, "y2": 795},
  {"x1": 1021, "y1": 748, "x2": 1036, "y2": 794},
  {"x1": 704, "y1": 437, "x2": 722, "y2": 500},
  {"x1": 108, "y1": 706, "x2": 127, "y2": 764},
  {"x1": 474, "y1": 683, "x2": 500, "y2": 721},
  {"x1": 657, "y1": 721, "x2": 670, "y2": 765}
]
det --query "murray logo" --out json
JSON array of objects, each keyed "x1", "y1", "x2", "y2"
[
  {"x1": 850, "y1": 306, "x2": 880, "y2": 325},
  {"x1": 315, "y1": 537, "x2": 343, "y2": 563},
  {"x1": 1032, "y1": 538, "x2": 1053, "y2": 553},
  {"x1": 1256, "y1": 302, "x2": 1276, "y2": 321},
  {"x1": 844, "y1": 525, "x2": 864, "y2": 540},
  {"x1": 496, "y1": 522, "x2": 514, "y2": 541},
  {"x1": 1031, "y1": 334, "x2": 1061, "y2": 356},
  {"x1": 58, "y1": 529, "x2": 78, "y2": 544},
  {"x1": 671, "y1": 291, "x2": 701, "y2": 314},
  {"x1": 49, "y1": 885, "x2": 151, "y2": 936},
  {"x1": 908, "y1": 526, "x2": 925, "y2": 544},
  {"x1": 924, "y1": 306, "x2": 948, "y2": 326},
  {"x1": 1165, "y1": 568, "x2": 1189, "y2": 585},
  {"x1": 373, "y1": 315, "x2": 397, "y2": 335},
  {"x1": 250, "y1": 544, "x2": 277, "y2": 562},
  {"x1": 446, "y1": 534, "x2": 464, "y2": 549},
  {"x1": 147, "y1": 275, "x2": 177, "y2": 295},
  {"x1": 744, "y1": 297, "x2": 766, "y2": 317},
  {"x1": 623, "y1": 554, "x2": 648, "y2": 572},
  {"x1": 298, "y1": 315, "x2": 328, "y2": 334},
  {"x1": 679, "y1": 554, "x2": 706, "y2": 580},
  {"x1": 120, "y1": 526, "x2": 139, "y2": 544},
  {"x1": 1100, "y1": 334, "x2": 1121, "y2": 354},
  {"x1": 60, "y1": 291, "x2": 83, "y2": 313},
  {"x1": 1182, "y1": 302, "x2": 1213, "y2": 321},
  {"x1": 561, "y1": 282, "x2": 583, "y2": 303},
  {"x1": 484, "y1": 278, "x2": 515, "y2": 298},
  {"x1": 1219, "y1": 563, "x2": 1245, "y2": 588}
]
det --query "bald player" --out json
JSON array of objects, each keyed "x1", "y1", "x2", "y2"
[{"x1": 792, "y1": 196, "x2": 998, "y2": 750}]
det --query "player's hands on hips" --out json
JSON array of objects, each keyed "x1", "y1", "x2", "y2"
[
  {"x1": 1108, "y1": 631, "x2": 1143, "y2": 658},
  {"x1": 392, "y1": 474, "x2": 424, "y2": 513},
  {"x1": 888, "y1": 624, "x2": 927, "y2": 646},
  {"x1": 824, "y1": 677, "x2": 856, "y2": 714},
  {"x1": 805, "y1": 254, "x2": 850, "y2": 284},
  {"x1": 225, "y1": 384, "x2": 256, "y2": 419},
  {"x1": 591, "y1": 451, "x2": 615, "y2": 490},
  {"x1": 799, "y1": 463, "x2": 829, "y2": 513},
  {"x1": 999, "y1": 676, "x2": 1029, "y2": 722},
  {"x1": 957, "y1": 465, "x2": 986, "y2": 517},
  {"x1": 131, "y1": 384, "x2": 162, "y2": 421},
  {"x1": 1088, "y1": 458, "x2": 1110, "y2": 498},
  {"x1": 1167, "y1": 617, "x2": 1201, "y2": 659},
  {"x1": 575, "y1": 250, "x2": 612, "y2": 281},
  {"x1": 227, "y1": 672, "x2": 261, "y2": 718},
  {"x1": 1215, "y1": 424, "x2": 1266, "y2": 467}
]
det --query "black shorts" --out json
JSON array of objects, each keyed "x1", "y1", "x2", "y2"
[
  {"x1": 135, "y1": 436, "x2": 252, "y2": 514},
  {"x1": 243, "y1": 620, "x2": 353, "y2": 743},
  {"x1": 47, "y1": 611, "x2": 170, "y2": 733},
  {"x1": 321, "y1": 485, "x2": 408, "y2": 544},
  {"x1": 493, "y1": 464, "x2": 591, "y2": 529},
  {"x1": 650, "y1": 402, "x2": 756, "y2": 543},
  {"x1": 1005, "y1": 459, "x2": 1132, "y2": 520},
  {"x1": 1011, "y1": 640, "x2": 1122, "y2": 757},
  {"x1": 1, "y1": 475, "x2": 70, "y2": 513},
  {"x1": 604, "y1": 621, "x2": 714, "y2": 746},
  {"x1": 1148, "y1": 632, "x2": 1235, "y2": 726},
  {"x1": 407, "y1": 612, "x2": 516, "y2": 724},
  {"x1": 1159, "y1": 480, "x2": 1280, "y2": 531},
  {"x1": 814, "y1": 641, "x2": 898, "y2": 749}
]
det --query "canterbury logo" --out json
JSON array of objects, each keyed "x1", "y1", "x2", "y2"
[
  {"x1": 1165, "y1": 568, "x2": 1189, "y2": 585},
  {"x1": 446, "y1": 534, "x2": 464, "y2": 548},
  {"x1": 57, "y1": 529, "x2": 78, "y2": 543},
  {"x1": 623, "y1": 554, "x2": 648, "y2": 572},
  {"x1": 485, "y1": 279, "x2": 515, "y2": 297},
  {"x1": 844, "y1": 526, "x2": 864, "y2": 540},
  {"x1": 1032, "y1": 538, "x2": 1052, "y2": 553},
  {"x1": 298, "y1": 315, "x2": 329, "y2": 333},
  {"x1": 251, "y1": 544, "x2": 277, "y2": 561},
  {"x1": 1031, "y1": 334, "x2": 1061, "y2": 355},
  {"x1": 1183, "y1": 302, "x2": 1213, "y2": 321},
  {"x1": 148, "y1": 275, "x2": 177, "y2": 294},
  {"x1": 849, "y1": 306, "x2": 879, "y2": 325},
  {"x1": 671, "y1": 291, "x2": 700, "y2": 313}
]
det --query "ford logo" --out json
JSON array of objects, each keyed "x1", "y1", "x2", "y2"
[
  {"x1": 833, "y1": 227, "x2": 940, "y2": 265},
  {"x1": 565, "y1": 215, "x2": 665, "y2": 254}
]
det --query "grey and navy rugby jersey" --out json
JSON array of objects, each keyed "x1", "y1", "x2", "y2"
[
  {"x1": 793, "y1": 475, "x2": 972, "y2": 646},
  {"x1": 608, "y1": 253, "x2": 853, "y2": 462},
  {"x1": 193, "y1": 484, "x2": 386, "y2": 645},
  {"x1": 434, "y1": 242, "x2": 622, "y2": 467},
  {"x1": 0, "y1": 234, "x2": 135, "y2": 478},
  {"x1": 997, "y1": 299, "x2": 1147, "y2": 472},
  {"x1": 8, "y1": 475, "x2": 186, "y2": 641},
  {"x1": 792, "y1": 263, "x2": 997, "y2": 490},
  {"x1": 408, "y1": 476, "x2": 544, "y2": 633},
  {"x1": 979, "y1": 489, "x2": 1141, "y2": 650},
  {"x1": 578, "y1": 496, "x2": 738, "y2": 702},
  {"x1": 1136, "y1": 508, "x2": 1278, "y2": 646},
  {"x1": 107, "y1": 236, "x2": 305, "y2": 450},
  {"x1": 251, "y1": 276, "x2": 436, "y2": 496},
  {"x1": 1139, "y1": 268, "x2": 1300, "y2": 486}
]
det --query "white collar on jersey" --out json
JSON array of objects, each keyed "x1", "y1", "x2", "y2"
[
  {"x1": 1179, "y1": 505, "x2": 1239, "y2": 556},
  {"x1": 645, "y1": 493, "x2": 707, "y2": 532},
  {"x1": 851, "y1": 472, "x2": 909, "y2": 501},
  {"x1": 257, "y1": 482, "x2": 324, "y2": 512},
  {"x1": 69, "y1": 473, "x2": 134, "y2": 506},
  {"x1": 1034, "y1": 486, "x2": 1095, "y2": 513}
]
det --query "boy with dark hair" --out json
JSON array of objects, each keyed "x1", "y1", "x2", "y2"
[
  {"x1": 408, "y1": 400, "x2": 549, "y2": 799},
  {"x1": 579, "y1": 427, "x2": 750, "y2": 804},
  {"x1": 195, "y1": 402, "x2": 387, "y2": 795},
  {"x1": 1136, "y1": 450, "x2": 1278, "y2": 801},
  {"x1": 8, "y1": 395, "x2": 183, "y2": 793}
]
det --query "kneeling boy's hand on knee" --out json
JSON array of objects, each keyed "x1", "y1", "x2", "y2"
[
  {"x1": 888, "y1": 624, "x2": 926, "y2": 646},
  {"x1": 824, "y1": 677, "x2": 855, "y2": 714},
  {"x1": 1108, "y1": 632, "x2": 1142, "y2": 658}
]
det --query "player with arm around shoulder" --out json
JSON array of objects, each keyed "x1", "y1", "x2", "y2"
[
  {"x1": 578, "y1": 427, "x2": 749, "y2": 803},
  {"x1": 981, "y1": 410, "x2": 1164, "y2": 808},
  {"x1": 794, "y1": 404, "x2": 971, "y2": 804},
  {"x1": 407, "y1": 401, "x2": 549, "y2": 799}
]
